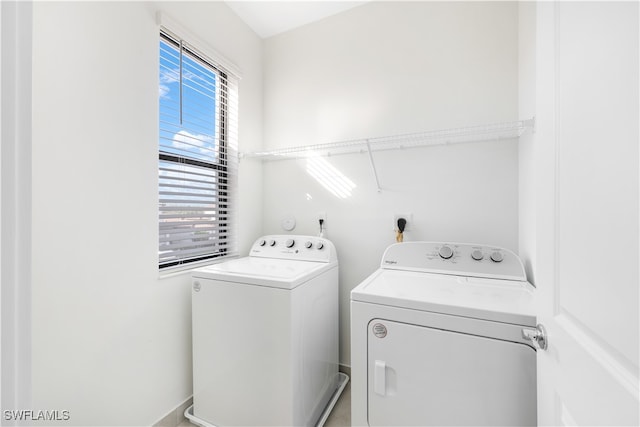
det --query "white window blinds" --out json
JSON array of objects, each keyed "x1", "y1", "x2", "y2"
[{"x1": 159, "y1": 29, "x2": 238, "y2": 269}]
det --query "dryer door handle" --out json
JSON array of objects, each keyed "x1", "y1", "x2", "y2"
[{"x1": 374, "y1": 360, "x2": 386, "y2": 396}]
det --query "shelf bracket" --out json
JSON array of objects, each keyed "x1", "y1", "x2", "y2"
[{"x1": 365, "y1": 139, "x2": 382, "y2": 192}]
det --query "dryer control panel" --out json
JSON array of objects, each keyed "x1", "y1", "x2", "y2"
[
  {"x1": 380, "y1": 242, "x2": 526, "y2": 282},
  {"x1": 250, "y1": 235, "x2": 337, "y2": 263}
]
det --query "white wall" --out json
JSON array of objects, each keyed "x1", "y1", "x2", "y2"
[
  {"x1": 1, "y1": 0, "x2": 33, "y2": 417},
  {"x1": 30, "y1": 2, "x2": 261, "y2": 425},
  {"x1": 518, "y1": 2, "x2": 537, "y2": 283},
  {"x1": 261, "y1": 1, "x2": 520, "y2": 365}
]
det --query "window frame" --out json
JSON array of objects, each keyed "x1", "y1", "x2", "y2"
[{"x1": 158, "y1": 28, "x2": 237, "y2": 271}]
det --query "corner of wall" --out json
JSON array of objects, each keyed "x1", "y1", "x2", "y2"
[
  {"x1": 1, "y1": 0, "x2": 33, "y2": 414},
  {"x1": 518, "y1": 1, "x2": 537, "y2": 284}
]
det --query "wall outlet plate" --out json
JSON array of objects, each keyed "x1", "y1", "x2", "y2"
[
  {"x1": 393, "y1": 213, "x2": 412, "y2": 231},
  {"x1": 281, "y1": 215, "x2": 296, "y2": 231}
]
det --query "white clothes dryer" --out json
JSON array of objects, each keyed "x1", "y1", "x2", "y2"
[
  {"x1": 351, "y1": 242, "x2": 538, "y2": 426},
  {"x1": 188, "y1": 235, "x2": 348, "y2": 427}
]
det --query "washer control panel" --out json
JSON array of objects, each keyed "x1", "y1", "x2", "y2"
[
  {"x1": 250, "y1": 235, "x2": 336, "y2": 263},
  {"x1": 381, "y1": 242, "x2": 526, "y2": 281}
]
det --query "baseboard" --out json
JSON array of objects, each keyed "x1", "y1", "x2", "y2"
[
  {"x1": 339, "y1": 363, "x2": 351, "y2": 378},
  {"x1": 152, "y1": 395, "x2": 193, "y2": 427}
]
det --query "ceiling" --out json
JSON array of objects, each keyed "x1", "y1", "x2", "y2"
[{"x1": 225, "y1": 1, "x2": 368, "y2": 39}]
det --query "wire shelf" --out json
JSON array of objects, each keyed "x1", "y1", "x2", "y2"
[{"x1": 240, "y1": 118, "x2": 535, "y2": 160}]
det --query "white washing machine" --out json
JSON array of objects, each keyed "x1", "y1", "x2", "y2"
[
  {"x1": 351, "y1": 242, "x2": 538, "y2": 426},
  {"x1": 188, "y1": 235, "x2": 348, "y2": 427}
]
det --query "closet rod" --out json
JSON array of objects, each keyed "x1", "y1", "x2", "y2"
[{"x1": 240, "y1": 117, "x2": 535, "y2": 160}]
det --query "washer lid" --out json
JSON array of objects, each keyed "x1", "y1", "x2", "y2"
[
  {"x1": 351, "y1": 269, "x2": 536, "y2": 326},
  {"x1": 192, "y1": 257, "x2": 336, "y2": 289}
]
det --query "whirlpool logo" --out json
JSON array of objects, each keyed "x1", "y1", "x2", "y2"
[{"x1": 372, "y1": 323, "x2": 388, "y2": 338}]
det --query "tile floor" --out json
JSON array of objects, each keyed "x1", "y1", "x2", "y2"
[{"x1": 179, "y1": 380, "x2": 351, "y2": 427}]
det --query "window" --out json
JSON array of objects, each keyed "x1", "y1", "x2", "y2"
[{"x1": 158, "y1": 29, "x2": 238, "y2": 269}]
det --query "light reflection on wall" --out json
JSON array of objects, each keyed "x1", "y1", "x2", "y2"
[{"x1": 306, "y1": 156, "x2": 356, "y2": 199}]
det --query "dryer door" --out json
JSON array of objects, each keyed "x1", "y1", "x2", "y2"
[{"x1": 367, "y1": 319, "x2": 536, "y2": 426}]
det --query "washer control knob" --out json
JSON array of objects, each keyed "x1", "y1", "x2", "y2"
[
  {"x1": 269, "y1": 240, "x2": 276, "y2": 247},
  {"x1": 439, "y1": 245, "x2": 454, "y2": 259},
  {"x1": 316, "y1": 242, "x2": 325, "y2": 250},
  {"x1": 305, "y1": 241, "x2": 313, "y2": 249},
  {"x1": 285, "y1": 239, "x2": 295, "y2": 248},
  {"x1": 490, "y1": 251, "x2": 504, "y2": 263},
  {"x1": 258, "y1": 239, "x2": 266, "y2": 247},
  {"x1": 471, "y1": 249, "x2": 484, "y2": 261}
]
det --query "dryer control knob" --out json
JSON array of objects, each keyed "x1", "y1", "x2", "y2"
[
  {"x1": 258, "y1": 239, "x2": 266, "y2": 247},
  {"x1": 316, "y1": 242, "x2": 325, "y2": 250},
  {"x1": 439, "y1": 245, "x2": 454, "y2": 259},
  {"x1": 490, "y1": 251, "x2": 504, "y2": 263},
  {"x1": 305, "y1": 241, "x2": 313, "y2": 249},
  {"x1": 285, "y1": 239, "x2": 295, "y2": 248},
  {"x1": 471, "y1": 249, "x2": 484, "y2": 261},
  {"x1": 269, "y1": 240, "x2": 276, "y2": 247}
]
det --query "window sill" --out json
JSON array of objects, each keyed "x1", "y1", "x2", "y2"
[{"x1": 158, "y1": 255, "x2": 239, "y2": 280}]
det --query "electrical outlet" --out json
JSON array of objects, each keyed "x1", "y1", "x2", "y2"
[{"x1": 393, "y1": 213, "x2": 412, "y2": 231}]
